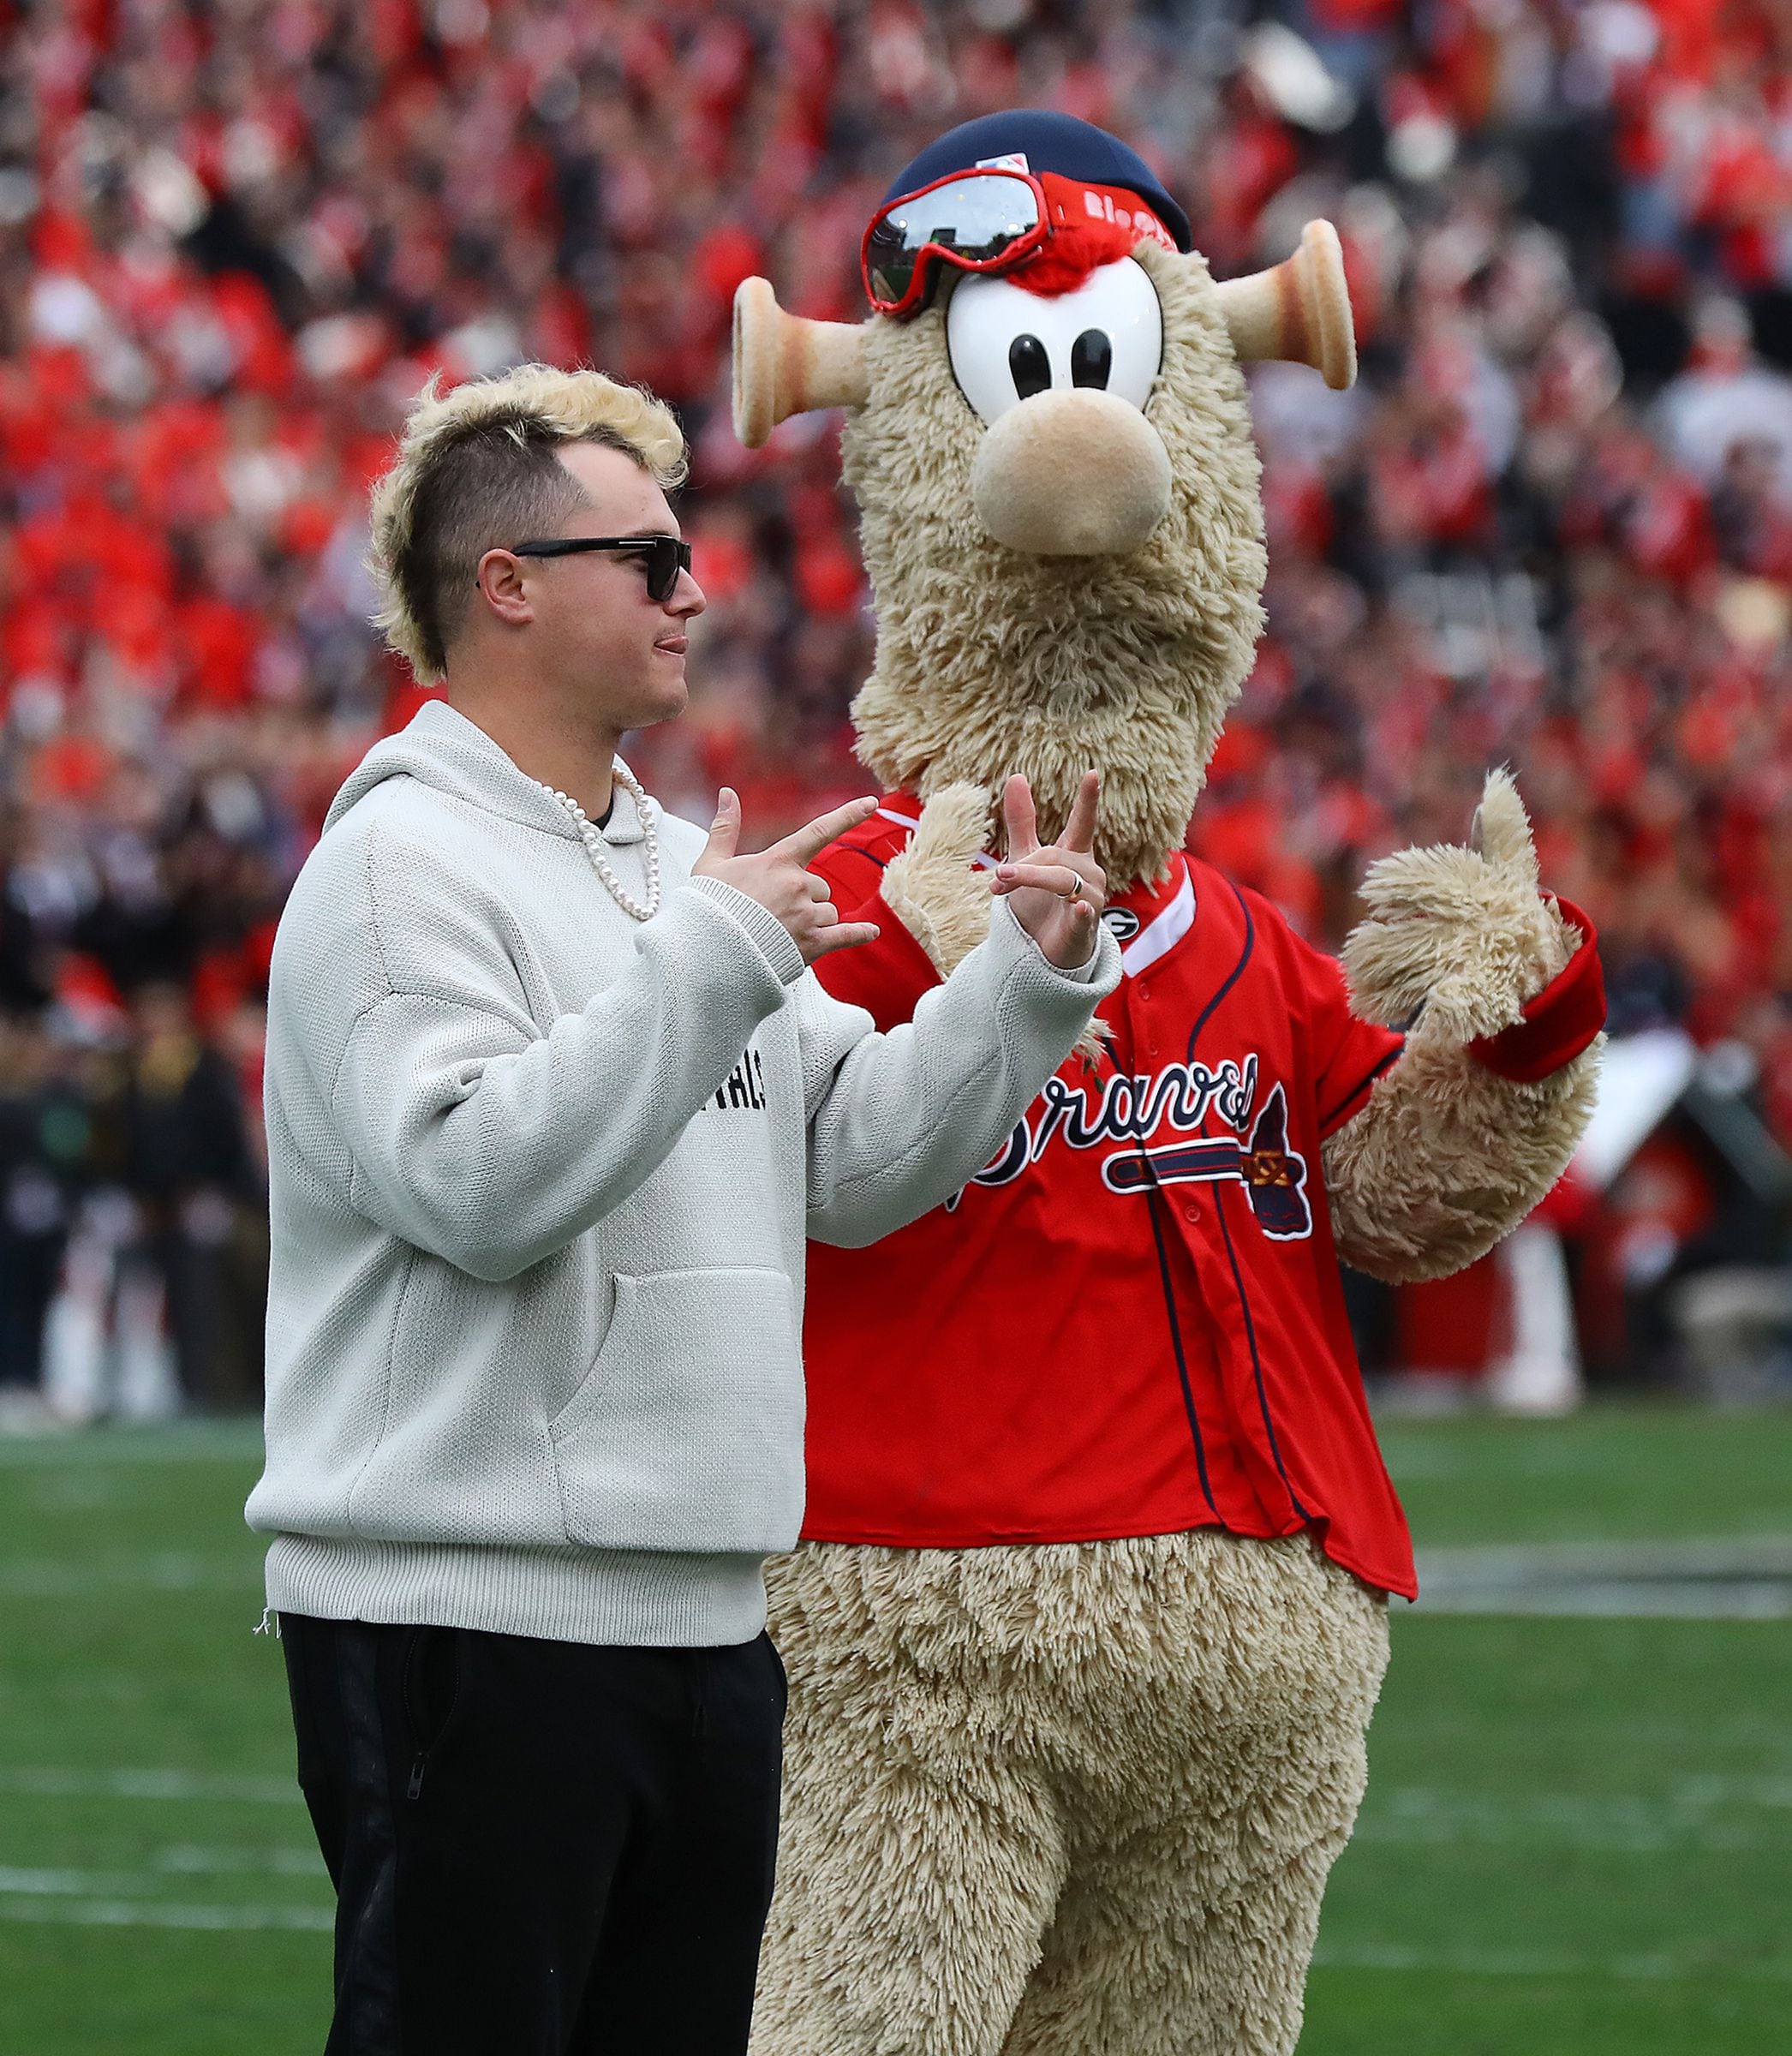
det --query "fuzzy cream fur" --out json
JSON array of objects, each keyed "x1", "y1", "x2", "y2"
[
  {"x1": 751, "y1": 1531, "x2": 1389, "y2": 2056},
  {"x1": 1324, "y1": 1037, "x2": 1599, "y2": 1283},
  {"x1": 772, "y1": 229, "x2": 1600, "y2": 2056},
  {"x1": 845, "y1": 241, "x2": 1267, "y2": 894},
  {"x1": 367, "y1": 363, "x2": 686, "y2": 684},
  {"x1": 1324, "y1": 770, "x2": 1600, "y2": 1282},
  {"x1": 880, "y1": 781, "x2": 997, "y2": 975},
  {"x1": 1344, "y1": 769, "x2": 1572, "y2": 1043}
]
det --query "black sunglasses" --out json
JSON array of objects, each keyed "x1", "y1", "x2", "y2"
[{"x1": 508, "y1": 535, "x2": 693, "y2": 603}]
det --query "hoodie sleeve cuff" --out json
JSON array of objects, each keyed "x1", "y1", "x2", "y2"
[
  {"x1": 991, "y1": 895, "x2": 1122, "y2": 993},
  {"x1": 1468, "y1": 898, "x2": 1606, "y2": 1083},
  {"x1": 684, "y1": 877, "x2": 808, "y2": 987},
  {"x1": 809, "y1": 888, "x2": 941, "y2": 1030}
]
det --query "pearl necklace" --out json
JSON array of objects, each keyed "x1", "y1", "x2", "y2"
[{"x1": 540, "y1": 760, "x2": 661, "y2": 922}]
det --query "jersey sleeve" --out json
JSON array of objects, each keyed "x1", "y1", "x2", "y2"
[
  {"x1": 1285, "y1": 923, "x2": 1406, "y2": 1139},
  {"x1": 807, "y1": 838, "x2": 942, "y2": 1034}
]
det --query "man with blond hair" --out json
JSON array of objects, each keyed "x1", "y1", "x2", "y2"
[{"x1": 245, "y1": 361, "x2": 1120, "y2": 2055}]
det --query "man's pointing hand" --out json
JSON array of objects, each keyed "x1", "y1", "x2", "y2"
[{"x1": 692, "y1": 789, "x2": 881, "y2": 965}]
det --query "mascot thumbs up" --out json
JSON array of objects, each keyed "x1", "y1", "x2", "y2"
[{"x1": 735, "y1": 111, "x2": 1604, "y2": 2056}]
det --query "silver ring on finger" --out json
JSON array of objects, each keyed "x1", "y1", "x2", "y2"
[{"x1": 1063, "y1": 876, "x2": 1082, "y2": 903}]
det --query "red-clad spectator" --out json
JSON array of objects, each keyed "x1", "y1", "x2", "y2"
[{"x1": 1, "y1": 0, "x2": 1791, "y2": 1423}]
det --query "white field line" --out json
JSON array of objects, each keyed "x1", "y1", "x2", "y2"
[
  {"x1": 0, "y1": 1553, "x2": 260, "y2": 1598},
  {"x1": 1419, "y1": 1538, "x2": 1792, "y2": 1575},
  {"x1": 0, "y1": 1897, "x2": 330, "y2": 1933},
  {"x1": 0, "y1": 1866, "x2": 129, "y2": 1895},
  {"x1": 0, "y1": 1767, "x2": 300, "y2": 1804},
  {"x1": 1312, "y1": 1941, "x2": 1792, "y2": 1983},
  {"x1": 1412, "y1": 1536, "x2": 1792, "y2": 1617},
  {"x1": 0, "y1": 1850, "x2": 331, "y2": 1935},
  {"x1": 1356, "y1": 1777, "x2": 1792, "y2": 1853},
  {"x1": 1413, "y1": 1583, "x2": 1792, "y2": 1618},
  {"x1": 0, "y1": 1782, "x2": 329, "y2": 1936},
  {"x1": 152, "y1": 1843, "x2": 324, "y2": 1876},
  {"x1": 0, "y1": 1422, "x2": 266, "y2": 1467},
  {"x1": 0, "y1": 1852, "x2": 324, "y2": 1898}
]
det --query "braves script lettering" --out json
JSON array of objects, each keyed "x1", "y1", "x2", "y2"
[{"x1": 948, "y1": 1055, "x2": 1312, "y2": 1239}]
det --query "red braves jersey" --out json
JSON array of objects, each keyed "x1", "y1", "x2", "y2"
[
  {"x1": 803, "y1": 798, "x2": 1605, "y2": 1600},
  {"x1": 803, "y1": 798, "x2": 1421, "y2": 1594}
]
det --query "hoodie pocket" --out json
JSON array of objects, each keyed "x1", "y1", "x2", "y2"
[{"x1": 547, "y1": 1268, "x2": 805, "y2": 1553}]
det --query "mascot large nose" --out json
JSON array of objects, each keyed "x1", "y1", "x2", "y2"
[{"x1": 970, "y1": 390, "x2": 1172, "y2": 556}]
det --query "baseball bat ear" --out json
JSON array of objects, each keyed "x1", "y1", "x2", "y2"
[
  {"x1": 732, "y1": 278, "x2": 872, "y2": 448},
  {"x1": 1212, "y1": 219, "x2": 1357, "y2": 391}
]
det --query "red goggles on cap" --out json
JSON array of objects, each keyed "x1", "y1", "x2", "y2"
[
  {"x1": 861, "y1": 167, "x2": 1050, "y2": 320},
  {"x1": 862, "y1": 165, "x2": 1176, "y2": 320}
]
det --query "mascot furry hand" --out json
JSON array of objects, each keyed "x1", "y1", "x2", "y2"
[{"x1": 736, "y1": 111, "x2": 1604, "y2": 2056}]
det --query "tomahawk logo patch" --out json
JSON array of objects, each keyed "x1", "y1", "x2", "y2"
[
  {"x1": 1100, "y1": 1084, "x2": 1311, "y2": 1239},
  {"x1": 951, "y1": 1057, "x2": 1313, "y2": 1240}
]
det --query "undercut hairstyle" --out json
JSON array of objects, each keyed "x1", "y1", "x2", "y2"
[{"x1": 367, "y1": 363, "x2": 688, "y2": 684}]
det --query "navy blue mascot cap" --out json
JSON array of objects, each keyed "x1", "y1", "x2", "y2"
[{"x1": 881, "y1": 110, "x2": 1192, "y2": 254}]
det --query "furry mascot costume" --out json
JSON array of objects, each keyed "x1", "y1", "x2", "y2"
[{"x1": 732, "y1": 112, "x2": 1604, "y2": 2056}]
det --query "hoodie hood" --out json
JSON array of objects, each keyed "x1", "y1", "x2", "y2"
[{"x1": 324, "y1": 698, "x2": 650, "y2": 845}]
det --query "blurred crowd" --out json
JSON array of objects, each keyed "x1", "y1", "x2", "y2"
[{"x1": 4, "y1": 0, "x2": 1792, "y2": 1412}]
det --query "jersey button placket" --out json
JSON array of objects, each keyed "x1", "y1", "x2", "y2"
[{"x1": 1134, "y1": 977, "x2": 1158, "y2": 1056}]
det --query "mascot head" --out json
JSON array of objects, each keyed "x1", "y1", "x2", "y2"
[{"x1": 733, "y1": 110, "x2": 1355, "y2": 888}]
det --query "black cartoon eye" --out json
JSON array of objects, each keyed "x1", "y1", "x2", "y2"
[
  {"x1": 947, "y1": 259, "x2": 1164, "y2": 427},
  {"x1": 1008, "y1": 334, "x2": 1051, "y2": 401},
  {"x1": 1072, "y1": 329, "x2": 1113, "y2": 389}
]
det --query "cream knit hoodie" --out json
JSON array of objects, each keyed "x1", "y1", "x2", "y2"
[{"x1": 247, "y1": 702, "x2": 1118, "y2": 1646}]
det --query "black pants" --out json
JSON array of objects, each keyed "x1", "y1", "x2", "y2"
[{"x1": 281, "y1": 1614, "x2": 787, "y2": 2055}]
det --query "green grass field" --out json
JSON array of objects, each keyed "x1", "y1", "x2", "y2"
[{"x1": 2, "y1": 1408, "x2": 1789, "y2": 2053}]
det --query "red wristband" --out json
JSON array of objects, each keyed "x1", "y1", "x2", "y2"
[{"x1": 1467, "y1": 898, "x2": 1605, "y2": 1083}]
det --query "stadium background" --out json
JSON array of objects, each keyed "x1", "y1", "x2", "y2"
[{"x1": 0, "y1": 2, "x2": 1789, "y2": 2052}]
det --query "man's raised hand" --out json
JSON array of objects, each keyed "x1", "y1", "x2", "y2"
[
  {"x1": 692, "y1": 788, "x2": 881, "y2": 965},
  {"x1": 991, "y1": 771, "x2": 1106, "y2": 969}
]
